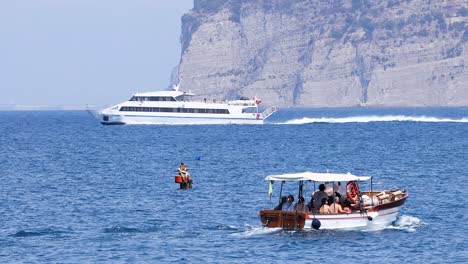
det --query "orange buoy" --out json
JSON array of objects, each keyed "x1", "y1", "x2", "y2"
[
  {"x1": 346, "y1": 181, "x2": 359, "y2": 203},
  {"x1": 175, "y1": 175, "x2": 182, "y2": 183}
]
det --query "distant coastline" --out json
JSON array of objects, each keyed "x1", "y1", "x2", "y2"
[
  {"x1": 1, "y1": 105, "x2": 466, "y2": 111},
  {"x1": 0, "y1": 104, "x2": 102, "y2": 111}
]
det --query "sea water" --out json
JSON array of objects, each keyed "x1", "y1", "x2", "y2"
[{"x1": 0, "y1": 108, "x2": 467, "y2": 263}]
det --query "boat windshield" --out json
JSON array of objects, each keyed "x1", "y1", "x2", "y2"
[
  {"x1": 175, "y1": 94, "x2": 193, "y2": 102},
  {"x1": 130, "y1": 96, "x2": 176, "y2": 102},
  {"x1": 242, "y1": 107, "x2": 258, "y2": 113}
]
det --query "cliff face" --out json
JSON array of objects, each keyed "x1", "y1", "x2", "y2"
[{"x1": 176, "y1": 0, "x2": 467, "y2": 107}]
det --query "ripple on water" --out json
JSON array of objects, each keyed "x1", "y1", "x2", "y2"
[
  {"x1": 9, "y1": 229, "x2": 67, "y2": 238},
  {"x1": 103, "y1": 226, "x2": 141, "y2": 234}
]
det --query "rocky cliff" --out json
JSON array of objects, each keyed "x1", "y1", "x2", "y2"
[{"x1": 175, "y1": 0, "x2": 467, "y2": 107}]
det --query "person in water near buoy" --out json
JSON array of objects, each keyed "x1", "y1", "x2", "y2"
[
  {"x1": 177, "y1": 162, "x2": 192, "y2": 189},
  {"x1": 179, "y1": 162, "x2": 187, "y2": 173}
]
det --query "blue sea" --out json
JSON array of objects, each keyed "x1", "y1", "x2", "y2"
[{"x1": 0, "y1": 108, "x2": 467, "y2": 263}]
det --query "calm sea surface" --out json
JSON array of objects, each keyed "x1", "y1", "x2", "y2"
[{"x1": 0, "y1": 108, "x2": 467, "y2": 263}]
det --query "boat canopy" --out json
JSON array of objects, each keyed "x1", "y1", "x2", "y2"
[{"x1": 265, "y1": 172, "x2": 371, "y2": 182}]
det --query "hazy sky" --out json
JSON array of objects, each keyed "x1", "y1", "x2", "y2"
[{"x1": 0, "y1": 0, "x2": 193, "y2": 106}]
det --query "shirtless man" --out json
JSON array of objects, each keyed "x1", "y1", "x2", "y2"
[
  {"x1": 329, "y1": 197, "x2": 345, "y2": 214},
  {"x1": 319, "y1": 198, "x2": 332, "y2": 214}
]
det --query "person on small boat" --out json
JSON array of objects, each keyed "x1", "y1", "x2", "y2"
[
  {"x1": 281, "y1": 195, "x2": 295, "y2": 211},
  {"x1": 333, "y1": 181, "x2": 345, "y2": 198},
  {"x1": 177, "y1": 162, "x2": 192, "y2": 189},
  {"x1": 312, "y1": 184, "x2": 329, "y2": 209},
  {"x1": 275, "y1": 196, "x2": 287, "y2": 210},
  {"x1": 342, "y1": 199, "x2": 352, "y2": 213},
  {"x1": 325, "y1": 183, "x2": 334, "y2": 197},
  {"x1": 319, "y1": 198, "x2": 332, "y2": 214},
  {"x1": 329, "y1": 197, "x2": 345, "y2": 214},
  {"x1": 307, "y1": 196, "x2": 314, "y2": 211},
  {"x1": 178, "y1": 162, "x2": 189, "y2": 181},
  {"x1": 293, "y1": 196, "x2": 309, "y2": 213}
]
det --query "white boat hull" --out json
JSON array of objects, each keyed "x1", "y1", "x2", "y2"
[
  {"x1": 89, "y1": 88, "x2": 277, "y2": 125},
  {"x1": 303, "y1": 205, "x2": 402, "y2": 231},
  {"x1": 97, "y1": 113, "x2": 265, "y2": 125}
]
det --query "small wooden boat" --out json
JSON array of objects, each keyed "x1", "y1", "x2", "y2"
[{"x1": 260, "y1": 172, "x2": 408, "y2": 230}]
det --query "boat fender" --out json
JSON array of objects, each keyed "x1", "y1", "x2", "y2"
[
  {"x1": 346, "y1": 181, "x2": 359, "y2": 203},
  {"x1": 312, "y1": 219, "x2": 321, "y2": 230}
]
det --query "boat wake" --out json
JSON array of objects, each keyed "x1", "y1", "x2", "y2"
[
  {"x1": 276, "y1": 115, "x2": 468, "y2": 124},
  {"x1": 228, "y1": 215, "x2": 422, "y2": 237},
  {"x1": 228, "y1": 224, "x2": 282, "y2": 237},
  {"x1": 387, "y1": 215, "x2": 424, "y2": 232}
]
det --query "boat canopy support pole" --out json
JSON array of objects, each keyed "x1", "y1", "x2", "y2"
[
  {"x1": 278, "y1": 181, "x2": 285, "y2": 205},
  {"x1": 298, "y1": 180, "x2": 303, "y2": 199}
]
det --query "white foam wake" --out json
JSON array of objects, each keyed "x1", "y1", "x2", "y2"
[
  {"x1": 229, "y1": 224, "x2": 282, "y2": 237},
  {"x1": 387, "y1": 215, "x2": 423, "y2": 232},
  {"x1": 277, "y1": 115, "x2": 468, "y2": 124}
]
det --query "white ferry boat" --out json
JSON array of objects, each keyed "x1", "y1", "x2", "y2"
[{"x1": 89, "y1": 86, "x2": 277, "y2": 125}]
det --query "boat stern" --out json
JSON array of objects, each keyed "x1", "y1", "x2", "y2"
[
  {"x1": 260, "y1": 210, "x2": 306, "y2": 230},
  {"x1": 260, "y1": 106, "x2": 278, "y2": 121}
]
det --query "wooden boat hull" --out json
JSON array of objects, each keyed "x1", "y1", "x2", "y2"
[{"x1": 260, "y1": 210, "x2": 306, "y2": 230}]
